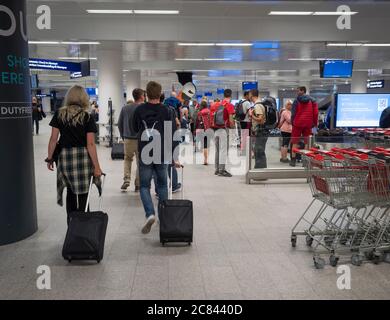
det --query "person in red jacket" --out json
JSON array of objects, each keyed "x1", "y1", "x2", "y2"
[
  {"x1": 290, "y1": 86, "x2": 319, "y2": 167},
  {"x1": 210, "y1": 89, "x2": 235, "y2": 177}
]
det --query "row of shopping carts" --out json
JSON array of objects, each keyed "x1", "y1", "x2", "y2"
[{"x1": 291, "y1": 145, "x2": 390, "y2": 269}]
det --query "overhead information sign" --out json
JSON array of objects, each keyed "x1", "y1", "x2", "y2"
[
  {"x1": 29, "y1": 58, "x2": 81, "y2": 72},
  {"x1": 367, "y1": 80, "x2": 385, "y2": 89}
]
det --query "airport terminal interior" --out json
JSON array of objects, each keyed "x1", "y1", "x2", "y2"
[{"x1": 1, "y1": 0, "x2": 390, "y2": 300}]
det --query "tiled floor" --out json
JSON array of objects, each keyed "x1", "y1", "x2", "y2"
[{"x1": 1, "y1": 118, "x2": 389, "y2": 300}]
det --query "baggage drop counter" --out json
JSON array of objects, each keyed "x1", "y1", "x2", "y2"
[{"x1": 245, "y1": 134, "x2": 366, "y2": 184}]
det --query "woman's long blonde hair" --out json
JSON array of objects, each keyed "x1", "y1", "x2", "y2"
[{"x1": 58, "y1": 85, "x2": 90, "y2": 126}]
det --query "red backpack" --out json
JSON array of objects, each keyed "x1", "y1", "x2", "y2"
[{"x1": 196, "y1": 109, "x2": 211, "y2": 130}]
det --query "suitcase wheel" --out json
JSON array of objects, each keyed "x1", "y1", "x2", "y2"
[
  {"x1": 188, "y1": 242, "x2": 191, "y2": 246},
  {"x1": 161, "y1": 242, "x2": 165, "y2": 246},
  {"x1": 68, "y1": 259, "x2": 72, "y2": 263},
  {"x1": 97, "y1": 259, "x2": 101, "y2": 263}
]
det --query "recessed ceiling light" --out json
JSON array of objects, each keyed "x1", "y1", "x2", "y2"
[
  {"x1": 215, "y1": 43, "x2": 253, "y2": 47},
  {"x1": 134, "y1": 10, "x2": 179, "y2": 15},
  {"x1": 177, "y1": 43, "x2": 215, "y2": 46},
  {"x1": 175, "y1": 58, "x2": 203, "y2": 61},
  {"x1": 362, "y1": 43, "x2": 390, "y2": 47},
  {"x1": 58, "y1": 57, "x2": 97, "y2": 60},
  {"x1": 269, "y1": 11, "x2": 313, "y2": 15},
  {"x1": 61, "y1": 41, "x2": 101, "y2": 45},
  {"x1": 313, "y1": 11, "x2": 358, "y2": 15},
  {"x1": 86, "y1": 9, "x2": 133, "y2": 14},
  {"x1": 28, "y1": 41, "x2": 60, "y2": 44},
  {"x1": 203, "y1": 58, "x2": 231, "y2": 61},
  {"x1": 288, "y1": 58, "x2": 313, "y2": 61},
  {"x1": 327, "y1": 43, "x2": 362, "y2": 47}
]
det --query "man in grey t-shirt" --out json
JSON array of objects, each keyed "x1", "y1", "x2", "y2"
[{"x1": 118, "y1": 88, "x2": 145, "y2": 191}]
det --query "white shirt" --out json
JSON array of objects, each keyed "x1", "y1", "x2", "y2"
[{"x1": 242, "y1": 100, "x2": 252, "y2": 122}]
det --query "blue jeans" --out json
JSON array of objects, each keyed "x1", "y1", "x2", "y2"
[
  {"x1": 168, "y1": 164, "x2": 179, "y2": 189},
  {"x1": 153, "y1": 164, "x2": 178, "y2": 194},
  {"x1": 139, "y1": 163, "x2": 168, "y2": 218}
]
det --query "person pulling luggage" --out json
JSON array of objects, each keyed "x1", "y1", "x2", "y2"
[
  {"x1": 45, "y1": 85, "x2": 103, "y2": 225},
  {"x1": 133, "y1": 81, "x2": 181, "y2": 234}
]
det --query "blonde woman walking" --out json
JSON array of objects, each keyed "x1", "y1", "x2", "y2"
[{"x1": 46, "y1": 85, "x2": 103, "y2": 225}]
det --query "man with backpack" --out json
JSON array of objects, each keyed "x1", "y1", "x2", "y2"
[
  {"x1": 249, "y1": 90, "x2": 278, "y2": 169},
  {"x1": 210, "y1": 89, "x2": 235, "y2": 177},
  {"x1": 234, "y1": 91, "x2": 252, "y2": 149},
  {"x1": 164, "y1": 91, "x2": 182, "y2": 129},
  {"x1": 133, "y1": 81, "x2": 180, "y2": 234},
  {"x1": 290, "y1": 86, "x2": 319, "y2": 167}
]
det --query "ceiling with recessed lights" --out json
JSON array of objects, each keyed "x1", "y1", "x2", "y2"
[{"x1": 25, "y1": 0, "x2": 390, "y2": 91}]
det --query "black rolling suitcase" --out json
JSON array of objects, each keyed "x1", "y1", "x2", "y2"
[
  {"x1": 62, "y1": 175, "x2": 108, "y2": 263},
  {"x1": 159, "y1": 166, "x2": 193, "y2": 246},
  {"x1": 111, "y1": 142, "x2": 124, "y2": 160}
]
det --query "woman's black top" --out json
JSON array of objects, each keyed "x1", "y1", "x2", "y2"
[{"x1": 49, "y1": 110, "x2": 97, "y2": 148}]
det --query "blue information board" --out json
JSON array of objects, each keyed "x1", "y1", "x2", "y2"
[{"x1": 29, "y1": 58, "x2": 81, "y2": 72}]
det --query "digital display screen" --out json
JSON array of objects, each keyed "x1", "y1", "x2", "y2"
[
  {"x1": 86, "y1": 88, "x2": 97, "y2": 96},
  {"x1": 29, "y1": 58, "x2": 80, "y2": 72},
  {"x1": 320, "y1": 60, "x2": 353, "y2": 78},
  {"x1": 242, "y1": 81, "x2": 258, "y2": 91},
  {"x1": 336, "y1": 93, "x2": 390, "y2": 127},
  {"x1": 367, "y1": 80, "x2": 385, "y2": 89},
  {"x1": 217, "y1": 88, "x2": 224, "y2": 95}
]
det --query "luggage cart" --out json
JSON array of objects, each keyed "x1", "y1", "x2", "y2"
[{"x1": 291, "y1": 147, "x2": 390, "y2": 268}]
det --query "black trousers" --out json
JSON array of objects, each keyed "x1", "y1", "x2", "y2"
[
  {"x1": 32, "y1": 119, "x2": 39, "y2": 134},
  {"x1": 66, "y1": 189, "x2": 89, "y2": 225}
]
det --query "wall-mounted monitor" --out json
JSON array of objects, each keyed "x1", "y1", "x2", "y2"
[
  {"x1": 335, "y1": 93, "x2": 390, "y2": 127},
  {"x1": 242, "y1": 81, "x2": 258, "y2": 91},
  {"x1": 86, "y1": 87, "x2": 97, "y2": 96},
  {"x1": 320, "y1": 60, "x2": 353, "y2": 78}
]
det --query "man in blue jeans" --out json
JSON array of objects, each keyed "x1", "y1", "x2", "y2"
[{"x1": 133, "y1": 81, "x2": 180, "y2": 234}]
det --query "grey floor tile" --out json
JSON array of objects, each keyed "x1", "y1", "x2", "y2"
[
  {"x1": 169, "y1": 285, "x2": 206, "y2": 300},
  {"x1": 1, "y1": 124, "x2": 390, "y2": 300}
]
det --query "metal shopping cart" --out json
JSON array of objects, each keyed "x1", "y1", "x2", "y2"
[{"x1": 291, "y1": 147, "x2": 390, "y2": 268}]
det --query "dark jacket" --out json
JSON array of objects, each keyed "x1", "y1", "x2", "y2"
[
  {"x1": 32, "y1": 104, "x2": 42, "y2": 121},
  {"x1": 379, "y1": 107, "x2": 390, "y2": 128},
  {"x1": 133, "y1": 102, "x2": 178, "y2": 164},
  {"x1": 118, "y1": 103, "x2": 139, "y2": 139},
  {"x1": 291, "y1": 95, "x2": 319, "y2": 128}
]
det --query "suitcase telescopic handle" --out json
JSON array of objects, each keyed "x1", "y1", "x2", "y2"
[
  {"x1": 169, "y1": 165, "x2": 184, "y2": 200},
  {"x1": 85, "y1": 173, "x2": 106, "y2": 212}
]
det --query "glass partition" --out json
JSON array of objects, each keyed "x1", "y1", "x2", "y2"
[{"x1": 245, "y1": 133, "x2": 372, "y2": 184}]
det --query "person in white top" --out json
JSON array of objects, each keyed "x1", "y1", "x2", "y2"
[{"x1": 249, "y1": 89, "x2": 268, "y2": 169}]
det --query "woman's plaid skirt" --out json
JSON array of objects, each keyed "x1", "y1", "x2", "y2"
[{"x1": 56, "y1": 147, "x2": 93, "y2": 206}]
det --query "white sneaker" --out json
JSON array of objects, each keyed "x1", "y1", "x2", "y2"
[{"x1": 142, "y1": 215, "x2": 156, "y2": 234}]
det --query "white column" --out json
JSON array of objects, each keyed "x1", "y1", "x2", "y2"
[
  {"x1": 97, "y1": 41, "x2": 124, "y2": 129},
  {"x1": 351, "y1": 71, "x2": 368, "y2": 93},
  {"x1": 125, "y1": 70, "x2": 141, "y2": 102},
  {"x1": 269, "y1": 85, "x2": 278, "y2": 98},
  {"x1": 42, "y1": 88, "x2": 51, "y2": 113},
  {"x1": 299, "y1": 70, "x2": 311, "y2": 95}
]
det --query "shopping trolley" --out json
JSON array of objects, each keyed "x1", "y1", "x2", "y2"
[{"x1": 291, "y1": 147, "x2": 390, "y2": 268}]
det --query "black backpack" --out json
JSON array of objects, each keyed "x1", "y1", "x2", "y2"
[
  {"x1": 261, "y1": 96, "x2": 278, "y2": 129},
  {"x1": 234, "y1": 99, "x2": 247, "y2": 121}
]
